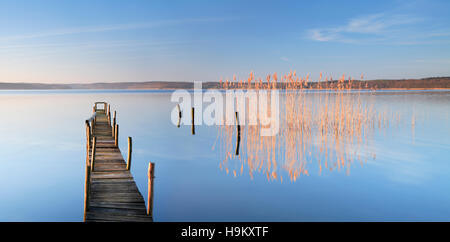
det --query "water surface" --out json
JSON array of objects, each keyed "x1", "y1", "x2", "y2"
[{"x1": 0, "y1": 89, "x2": 449, "y2": 221}]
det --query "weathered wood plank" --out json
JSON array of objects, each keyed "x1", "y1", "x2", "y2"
[
  {"x1": 91, "y1": 172, "x2": 133, "y2": 179},
  {"x1": 88, "y1": 207, "x2": 147, "y2": 215},
  {"x1": 89, "y1": 202, "x2": 147, "y2": 210}
]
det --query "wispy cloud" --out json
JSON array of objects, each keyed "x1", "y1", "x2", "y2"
[
  {"x1": 0, "y1": 40, "x2": 192, "y2": 51},
  {"x1": 307, "y1": 13, "x2": 422, "y2": 43},
  {"x1": 0, "y1": 17, "x2": 233, "y2": 42}
]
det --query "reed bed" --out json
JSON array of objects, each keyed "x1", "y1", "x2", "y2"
[{"x1": 215, "y1": 71, "x2": 402, "y2": 182}]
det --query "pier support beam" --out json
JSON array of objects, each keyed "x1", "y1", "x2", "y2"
[
  {"x1": 84, "y1": 163, "x2": 91, "y2": 214},
  {"x1": 112, "y1": 111, "x2": 117, "y2": 137},
  {"x1": 147, "y1": 162, "x2": 155, "y2": 217},
  {"x1": 127, "y1": 137, "x2": 132, "y2": 170},
  {"x1": 114, "y1": 124, "x2": 119, "y2": 147},
  {"x1": 90, "y1": 137, "x2": 96, "y2": 172},
  {"x1": 85, "y1": 121, "x2": 91, "y2": 151}
]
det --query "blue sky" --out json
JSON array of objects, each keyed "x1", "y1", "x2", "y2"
[{"x1": 0, "y1": 0, "x2": 449, "y2": 83}]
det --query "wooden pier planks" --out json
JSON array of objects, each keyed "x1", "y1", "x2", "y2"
[{"x1": 85, "y1": 106, "x2": 152, "y2": 222}]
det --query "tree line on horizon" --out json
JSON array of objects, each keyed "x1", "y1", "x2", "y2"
[{"x1": 0, "y1": 77, "x2": 449, "y2": 89}]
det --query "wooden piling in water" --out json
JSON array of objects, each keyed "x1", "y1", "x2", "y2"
[
  {"x1": 112, "y1": 111, "x2": 117, "y2": 138},
  {"x1": 177, "y1": 104, "x2": 182, "y2": 128},
  {"x1": 147, "y1": 162, "x2": 155, "y2": 217},
  {"x1": 235, "y1": 112, "x2": 241, "y2": 155},
  {"x1": 90, "y1": 137, "x2": 97, "y2": 171},
  {"x1": 84, "y1": 163, "x2": 91, "y2": 213},
  {"x1": 191, "y1": 107, "x2": 195, "y2": 135},
  {"x1": 85, "y1": 120, "x2": 91, "y2": 151},
  {"x1": 177, "y1": 104, "x2": 182, "y2": 118},
  {"x1": 90, "y1": 119, "x2": 94, "y2": 135},
  {"x1": 114, "y1": 124, "x2": 119, "y2": 147},
  {"x1": 126, "y1": 137, "x2": 132, "y2": 170},
  {"x1": 107, "y1": 104, "x2": 111, "y2": 126}
]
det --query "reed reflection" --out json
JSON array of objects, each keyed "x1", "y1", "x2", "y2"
[{"x1": 216, "y1": 72, "x2": 404, "y2": 182}]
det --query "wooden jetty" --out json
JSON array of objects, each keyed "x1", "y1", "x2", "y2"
[{"x1": 84, "y1": 102, "x2": 154, "y2": 222}]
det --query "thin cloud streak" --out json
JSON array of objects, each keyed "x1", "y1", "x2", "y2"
[
  {"x1": 0, "y1": 17, "x2": 234, "y2": 42},
  {"x1": 306, "y1": 13, "x2": 423, "y2": 43},
  {"x1": 0, "y1": 40, "x2": 193, "y2": 51}
]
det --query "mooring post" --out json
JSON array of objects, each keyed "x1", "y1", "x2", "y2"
[
  {"x1": 177, "y1": 104, "x2": 182, "y2": 128},
  {"x1": 90, "y1": 137, "x2": 97, "y2": 172},
  {"x1": 84, "y1": 163, "x2": 91, "y2": 213},
  {"x1": 177, "y1": 117, "x2": 181, "y2": 128},
  {"x1": 114, "y1": 124, "x2": 119, "y2": 147},
  {"x1": 235, "y1": 111, "x2": 241, "y2": 136},
  {"x1": 126, "y1": 137, "x2": 132, "y2": 170},
  {"x1": 107, "y1": 104, "x2": 111, "y2": 126},
  {"x1": 147, "y1": 162, "x2": 155, "y2": 217},
  {"x1": 112, "y1": 111, "x2": 117, "y2": 137},
  {"x1": 191, "y1": 107, "x2": 195, "y2": 135},
  {"x1": 85, "y1": 120, "x2": 91, "y2": 152},
  {"x1": 235, "y1": 112, "x2": 241, "y2": 155},
  {"x1": 177, "y1": 104, "x2": 182, "y2": 118}
]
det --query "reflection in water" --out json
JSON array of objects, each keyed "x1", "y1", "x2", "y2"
[{"x1": 215, "y1": 72, "x2": 406, "y2": 182}]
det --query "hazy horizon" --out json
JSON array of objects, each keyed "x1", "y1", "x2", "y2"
[
  {"x1": 1, "y1": 76, "x2": 450, "y2": 85},
  {"x1": 1, "y1": 0, "x2": 450, "y2": 84}
]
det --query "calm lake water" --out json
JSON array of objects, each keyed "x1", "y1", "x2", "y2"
[{"x1": 0, "y1": 89, "x2": 449, "y2": 221}]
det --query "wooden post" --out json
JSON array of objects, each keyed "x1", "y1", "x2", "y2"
[
  {"x1": 85, "y1": 120, "x2": 91, "y2": 151},
  {"x1": 235, "y1": 111, "x2": 241, "y2": 136},
  {"x1": 90, "y1": 119, "x2": 94, "y2": 138},
  {"x1": 107, "y1": 104, "x2": 111, "y2": 125},
  {"x1": 191, "y1": 107, "x2": 195, "y2": 135},
  {"x1": 177, "y1": 104, "x2": 182, "y2": 118},
  {"x1": 126, "y1": 137, "x2": 132, "y2": 170},
  {"x1": 90, "y1": 137, "x2": 97, "y2": 172},
  {"x1": 177, "y1": 117, "x2": 181, "y2": 128},
  {"x1": 235, "y1": 112, "x2": 241, "y2": 155},
  {"x1": 84, "y1": 163, "x2": 91, "y2": 214},
  {"x1": 147, "y1": 162, "x2": 155, "y2": 217},
  {"x1": 177, "y1": 104, "x2": 181, "y2": 128},
  {"x1": 114, "y1": 124, "x2": 119, "y2": 147},
  {"x1": 93, "y1": 105, "x2": 97, "y2": 125},
  {"x1": 112, "y1": 111, "x2": 116, "y2": 137}
]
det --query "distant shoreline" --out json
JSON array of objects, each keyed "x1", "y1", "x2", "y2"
[{"x1": 0, "y1": 77, "x2": 449, "y2": 90}]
